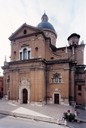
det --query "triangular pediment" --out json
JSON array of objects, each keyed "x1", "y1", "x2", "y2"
[{"x1": 9, "y1": 23, "x2": 42, "y2": 41}]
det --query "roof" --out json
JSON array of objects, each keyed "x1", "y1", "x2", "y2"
[
  {"x1": 37, "y1": 13, "x2": 56, "y2": 33},
  {"x1": 67, "y1": 33, "x2": 80, "y2": 41},
  {"x1": 9, "y1": 23, "x2": 42, "y2": 41}
]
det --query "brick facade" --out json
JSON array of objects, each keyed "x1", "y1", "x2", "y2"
[{"x1": 2, "y1": 14, "x2": 86, "y2": 105}]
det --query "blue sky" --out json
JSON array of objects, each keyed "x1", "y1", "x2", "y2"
[{"x1": 0, "y1": 0, "x2": 86, "y2": 74}]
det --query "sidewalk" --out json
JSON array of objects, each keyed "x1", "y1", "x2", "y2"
[
  {"x1": 0, "y1": 99, "x2": 86, "y2": 125},
  {"x1": 76, "y1": 108, "x2": 86, "y2": 122}
]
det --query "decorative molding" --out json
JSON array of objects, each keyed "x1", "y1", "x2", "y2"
[
  {"x1": 19, "y1": 77, "x2": 30, "y2": 88},
  {"x1": 19, "y1": 77, "x2": 30, "y2": 104}
]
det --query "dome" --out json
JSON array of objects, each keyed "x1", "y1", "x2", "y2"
[{"x1": 37, "y1": 13, "x2": 56, "y2": 33}]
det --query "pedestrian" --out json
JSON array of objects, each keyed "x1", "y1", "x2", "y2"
[
  {"x1": 74, "y1": 110, "x2": 77, "y2": 117},
  {"x1": 67, "y1": 110, "x2": 71, "y2": 116},
  {"x1": 74, "y1": 110, "x2": 77, "y2": 121},
  {"x1": 67, "y1": 110, "x2": 71, "y2": 121}
]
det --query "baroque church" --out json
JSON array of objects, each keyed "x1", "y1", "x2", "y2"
[{"x1": 2, "y1": 13, "x2": 86, "y2": 105}]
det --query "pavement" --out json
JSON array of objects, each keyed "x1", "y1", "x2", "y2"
[
  {"x1": 76, "y1": 108, "x2": 86, "y2": 122},
  {"x1": 0, "y1": 99, "x2": 86, "y2": 126}
]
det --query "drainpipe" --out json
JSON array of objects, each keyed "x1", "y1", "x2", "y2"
[
  {"x1": 45, "y1": 63, "x2": 47, "y2": 104},
  {"x1": 69, "y1": 64, "x2": 71, "y2": 105}
]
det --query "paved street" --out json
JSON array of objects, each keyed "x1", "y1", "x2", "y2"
[
  {"x1": 0, "y1": 99, "x2": 86, "y2": 128},
  {"x1": 0, "y1": 99, "x2": 73, "y2": 123},
  {"x1": 0, "y1": 114, "x2": 86, "y2": 128},
  {"x1": 68, "y1": 122, "x2": 86, "y2": 128},
  {"x1": 0, "y1": 114, "x2": 68, "y2": 128}
]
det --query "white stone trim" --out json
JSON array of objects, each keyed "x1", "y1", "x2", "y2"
[
  {"x1": 19, "y1": 47, "x2": 31, "y2": 60},
  {"x1": 19, "y1": 78, "x2": 30, "y2": 104},
  {"x1": 53, "y1": 91, "x2": 61, "y2": 104}
]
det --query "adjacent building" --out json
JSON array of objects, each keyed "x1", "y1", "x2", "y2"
[
  {"x1": 2, "y1": 13, "x2": 86, "y2": 105},
  {"x1": 0, "y1": 76, "x2": 3, "y2": 98}
]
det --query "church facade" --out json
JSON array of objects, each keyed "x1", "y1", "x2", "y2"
[{"x1": 2, "y1": 13, "x2": 86, "y2": 105}]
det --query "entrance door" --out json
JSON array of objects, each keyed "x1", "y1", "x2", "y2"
[
  {"x1": 54, "y1": 94, "x2": 59, "y2": 104},
  {"x1": 22, "y1": 89, "x2": 28, "y2": 104}
]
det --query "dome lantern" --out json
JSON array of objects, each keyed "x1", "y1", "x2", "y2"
[{"x1": 41, "y1": 13, "x2": 48, "y2": 22}]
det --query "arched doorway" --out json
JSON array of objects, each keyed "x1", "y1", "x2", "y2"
[
  {"x1": 19, "y1": 79, "x2": 30, "y2": 104},
  {"x1": 22, "y1": 89, "x2": 28, "y2": 104}
]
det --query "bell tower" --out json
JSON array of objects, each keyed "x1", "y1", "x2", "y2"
[
  {"x1": 67, "y1": 33, "x2": 80, "y2": 46},
  {"x1": 67, "y1": 33, "x2": 80, "y2": 59}
]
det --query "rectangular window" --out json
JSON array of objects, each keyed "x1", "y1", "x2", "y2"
[
  {"x1": 23, "y1": 48, "x2": 27, "y2": 60},
  {"x1": 78, "y1": 85, "x2": 82, "y2": 91},
  {"x1": 20, "y1": 52, "x2": 22, "y2": 60},
  {"x1": 51, "y1": 77, "x2": 62, "y2": 83},
  {"x1": 28, "y1": 51, "x2": 30, "y2": 59},
  {"x1": 55, "y1": 77, "x2": 58, "y2": 83},
  {"x1": 59, "y1": 78, "x2": 62, "y2": 83},
  {"x1": 78, "y1": 93, "x2": 81, "y2": 96}
]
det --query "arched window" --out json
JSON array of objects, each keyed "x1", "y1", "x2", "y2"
[
  {"x1": 23, "y1": 48, "x2": 27, "y2": 60},
  {"x1": 52, "y1": 73, "x2": 63, "y2": 83},
  {"x1": 19, "y1": 47, "x2": 31, "y2": 60}
]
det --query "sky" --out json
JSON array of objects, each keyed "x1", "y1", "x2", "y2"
[{"x1": 0, "y1": 0, "x2": 86, "y2": 75}]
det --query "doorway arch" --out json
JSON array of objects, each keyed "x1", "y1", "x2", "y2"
[
  {"x1": 19, "y1": 79, "x2": 30, "y2": 104},
  {"x1": 22, "y1": 88, "x2": 28, "y2": 104}
]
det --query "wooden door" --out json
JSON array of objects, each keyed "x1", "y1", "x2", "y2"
[
  {"x1": 23, "y1": 89, "x2": 28, "y2": 104},
  {"x1": 54, "y1": 94, "x2": 59, "y2": 104}
]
